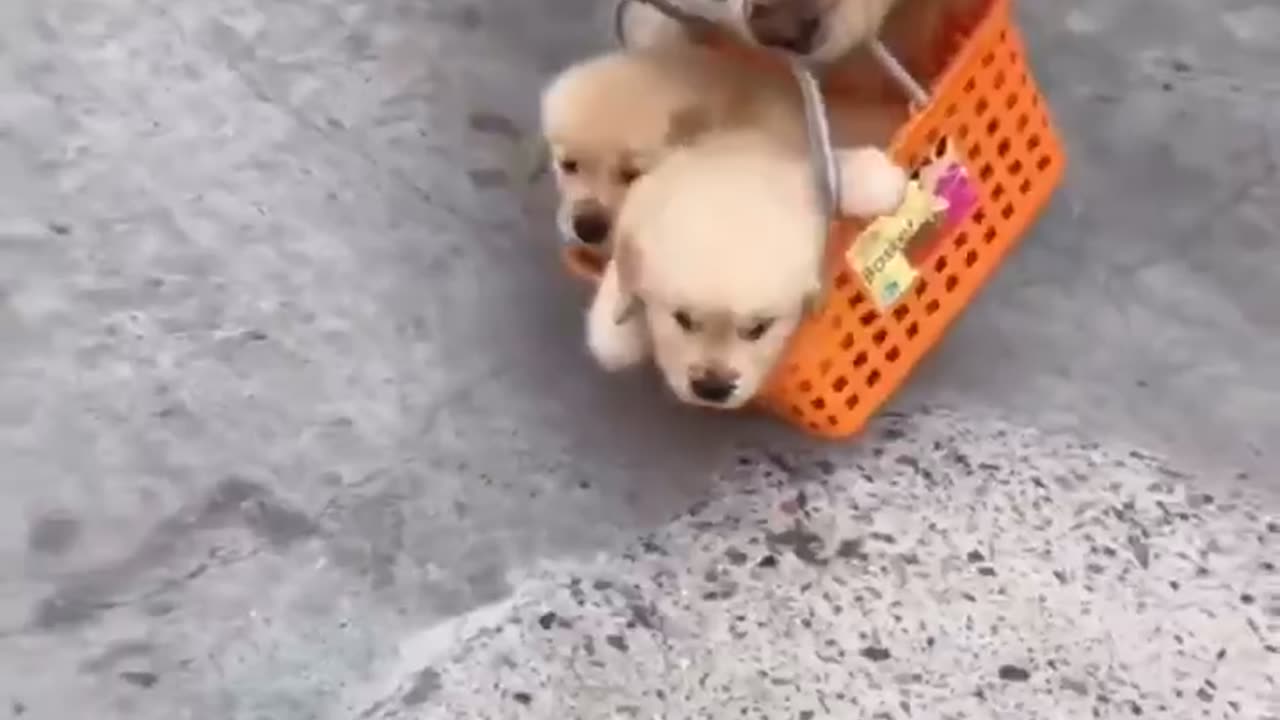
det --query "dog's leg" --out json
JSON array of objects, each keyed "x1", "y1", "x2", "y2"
[
  {"x1": 834, "y1": 146, "x2": 908, "y2": 218},
  {"x1": 586, "y1": 259, "x2": 651, "y2": 371}
]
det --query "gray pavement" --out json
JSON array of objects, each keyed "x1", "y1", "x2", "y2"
[{"x1": 0, "y1": 0, "x2": 1277, "y2": 717}]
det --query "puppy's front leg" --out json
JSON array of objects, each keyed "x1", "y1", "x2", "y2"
[
  {"x1": 586, "y1": 259, "x2": 651, "y2": 371},
  {"x1": 834, "y1": 147, "x2": 908, "y2": 218}
]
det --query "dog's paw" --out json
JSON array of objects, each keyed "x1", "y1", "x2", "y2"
[
  {"x1": 835, "y1": 147, "x2": 908, "y2": 218},
  {"x1": 586, "y1": 308, "x2": 650, "y2": 371},
  {"x1": 586, "y1": 262, "x2": 650, "y2": 371}
]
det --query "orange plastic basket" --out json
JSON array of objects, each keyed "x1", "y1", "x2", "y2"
[{"x1": 563, "y1": 0, "x2": 1066, "y2": 438}]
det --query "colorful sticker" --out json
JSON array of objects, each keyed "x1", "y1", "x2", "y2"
[
  {"x1": 847, "y1": 136, "x2": 979, "y2": 309},
  {"x1": 918, "y1": 146, "x2": 977, "y2": 236}
]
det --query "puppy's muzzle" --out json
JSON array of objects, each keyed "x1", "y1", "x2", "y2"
[
  {"x1": 689, "y1": 372, "x2": 738, "y2": 405},
  {"x1": 571, "y1": 202, "x2": 612, "y2": 246},
  {"x1": 745, "y1": 0, "x2": 822, "y2": 55}
]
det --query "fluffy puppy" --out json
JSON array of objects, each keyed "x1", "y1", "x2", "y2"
[
  {"x1": 540, "y1": 43, "x2": 904, "y2": 250},
  {"x1": 586, "y1": 131, "x2": 907, "y2": 408}
]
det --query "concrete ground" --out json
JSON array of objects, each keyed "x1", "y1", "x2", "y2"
[{"x1": 0, "y1": 0, "x2": 1276, "y2": 717}]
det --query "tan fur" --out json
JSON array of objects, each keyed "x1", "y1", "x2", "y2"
[
  {"x1": 635, "y1": 0, "x2": 984, "y2": 94},
  {"x1": 540, "y1": 42, "x2": 905, "y2": 249},
  {"x1": 585, "y1": 131, "x2": 907, "y2": 407}
]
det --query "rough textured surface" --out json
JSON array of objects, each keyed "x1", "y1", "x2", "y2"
[
  {"x1": 371, "y1": 411, "x2": 1278, "y2": 719},
  {"x1": 0, "y1": 0, "x2": 1277, "y2": 717}
]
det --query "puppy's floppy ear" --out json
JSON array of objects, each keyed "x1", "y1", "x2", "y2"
[
  {"x1": 612, "y1": 232, "x2": 644, "y2": 324},
  {"x1": 665, "y1": 105, "x2": 713, "y2": 147}
]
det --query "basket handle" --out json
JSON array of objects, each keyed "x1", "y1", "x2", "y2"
[
  {"x1": 788, "y1": 61, "x2": 842, "y2": 225},
  {"x1": 868, "y1": 38, "x2": 930, "y2": 108}
]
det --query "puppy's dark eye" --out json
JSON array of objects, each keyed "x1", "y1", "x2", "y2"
[
  {"x1": 674, "y1": 310, "x2": 697, "y2": 332},
  {"x1": 740, "y1": 318, "x2": 775, "y2": 341},
  {"x1": 617, "y1": 166, "x2": 642, "y2": 185},
  {"x1": 558, "y1": 158, "x2": 579, "y2": 174}
]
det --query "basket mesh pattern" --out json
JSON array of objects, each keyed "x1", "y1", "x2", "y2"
[{"x1": 755, "y1": 0, "x2": 1066, "y2": 437}]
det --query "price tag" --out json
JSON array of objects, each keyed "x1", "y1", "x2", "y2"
[
  {"x1": 845, "y1": 137, "x2": 978, "y2": 309},
  {"x1": 846, "y1": 180, "x2": 942, "y2": 308}
]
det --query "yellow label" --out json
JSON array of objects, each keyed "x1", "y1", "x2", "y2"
[
  {"x1": 846, "y1": 180, "x2": 947, "y2": 309},
  {"x1": 868, "y1": 253, "x2": 919, "y2": 308}
]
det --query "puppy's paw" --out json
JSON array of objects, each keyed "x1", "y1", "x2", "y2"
[
  {"x1": 586, "y1": 262, "x2": 650, "y2": 371},
  {"x1": 835, "y1": 147, "x2": 908, "y2": 218},
  {"x1": 587, "y1": 306, "x2": 649, "y2": 371}
]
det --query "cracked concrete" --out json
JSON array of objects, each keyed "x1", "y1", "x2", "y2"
[{"x1": 0, "y1": 0, "x2": 1277, "y2": 717}]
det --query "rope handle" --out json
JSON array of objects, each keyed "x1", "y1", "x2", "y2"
[
  {"x1": 612, "y1": 0, "x2": 932, "y2": 227},
  {"x1": 788, "y1": 61, "x2": 842, "y2": 224}
]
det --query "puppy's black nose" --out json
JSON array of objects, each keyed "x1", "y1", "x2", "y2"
[
  {"x1": 690, "y1": 376, "x2": 736, "y2": 404},
  {"x1": 746, "y1": 1, "x2": 821, "y2": 54},
  {"x1": 572, "y1": 213, "x2": 611, "y2": 245}
]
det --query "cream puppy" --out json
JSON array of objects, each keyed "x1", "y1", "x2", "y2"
[
  {"x1": 586, "y1": 131, "x2": 907, "y2": 408},
  {"x1": 540, "y1": 44, "x2": 903, "y2": 250}
]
